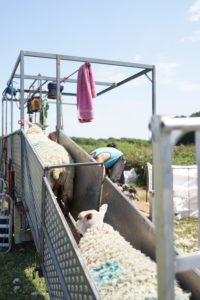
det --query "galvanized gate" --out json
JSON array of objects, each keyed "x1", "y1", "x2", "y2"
[{"x1": 151, "y1": 115, "x2": 200, "y2": 300}]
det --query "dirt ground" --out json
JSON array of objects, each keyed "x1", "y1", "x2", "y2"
[{"x1": 131, "y1": 199, "x2": 150, "y2": 216}]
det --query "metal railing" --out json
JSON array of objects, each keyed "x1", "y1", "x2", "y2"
[
  {"x1": 2, "y1": 130, "x2": 102, "y2": 300},
  {"x1": 151, "y1": 115, "x2": 200, "y2": 300}
]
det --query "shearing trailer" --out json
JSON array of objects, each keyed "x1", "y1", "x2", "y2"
[{"x1": 1, "y1": 51, "x2": 200, "y2": 300}]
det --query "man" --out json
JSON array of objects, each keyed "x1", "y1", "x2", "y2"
[{"x1": 90, "y1": 143, "x2": 125, "y2": 185}]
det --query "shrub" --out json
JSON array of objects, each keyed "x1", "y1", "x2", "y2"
[{"x1": 71, "y1": 137, "x2": 196, "y2": 186}]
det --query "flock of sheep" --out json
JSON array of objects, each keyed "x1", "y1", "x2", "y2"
[
  {"x1": 26, "y1": 124, "x2": 74, "y2": 215},
  {"x1": 26, "y1": 124, "x2": 190, "y2": 300}
]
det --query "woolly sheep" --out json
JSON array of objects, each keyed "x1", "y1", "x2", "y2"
[
  {"x1": 76, "y1": 204, "x2": 190, "y2": 300},
  {"x1": 26, "y1": 124, "x2": 74, "y2": 214}
]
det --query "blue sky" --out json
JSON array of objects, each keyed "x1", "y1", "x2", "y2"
[{"x1": 0, "y1": 0, "x2": 200, "y2": 140}]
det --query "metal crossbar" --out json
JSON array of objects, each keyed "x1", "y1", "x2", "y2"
[
  {"x1": 2, "y1": 50, "x2": 156, "y2": 136},
  {"x1": 151, "y1": 115, "x2": 200, "y2": 300}
]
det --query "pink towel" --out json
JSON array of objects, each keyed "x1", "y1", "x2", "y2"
[{"x1": 77, "y1": 63, "x2": 96, "y2": 123}]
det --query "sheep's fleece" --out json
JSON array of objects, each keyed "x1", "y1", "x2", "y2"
[
  {"x1": 26, "y1": 125, "x2": 74, "y2": 205},
  {"x1": 76, "y1": 204, "x2": 190, "y2": 300}
]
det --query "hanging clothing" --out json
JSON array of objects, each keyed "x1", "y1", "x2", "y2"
[{"x1": 77, "y1": 63, "x2": 96, "y2": 123}]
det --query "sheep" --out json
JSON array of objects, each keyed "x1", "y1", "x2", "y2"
[
  {"x1": 26, "y1": 124, "x2": 74, "y2": 214},
  {"x1": 76, "y1": 204, "x2": 190, "y2": 300}
]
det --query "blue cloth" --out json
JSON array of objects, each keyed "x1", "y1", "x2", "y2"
[{"x1": 90, "y1": 147, "x2": 123, "y2": 168}]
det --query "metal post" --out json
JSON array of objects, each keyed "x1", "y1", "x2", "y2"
[
  {"x1": 20, "y1": 51, "x2": 24, "y2": 129},
  {"x1": 195, "y1": 131, "x2": 200, "y2": 248},
  {"x1": 20, "y1": 53, "x2": 25, "y2": 227},
  {"x1": 5, "y1": 95, "x2": 8, "y2": 136},
  {"x1": 11, "y1": 84, "x2": 14, "y2": 133},
  {"x1": 152, "y1": 66, "x2": 156, "y2": 115},
  {"x1": 56, "y1": 55, "x2": 61, "y2": 139},
  {"x1": 7, "y1": 52, "x2": 21, "y2": 88},
  {"x1": 150, "y1": 66, "x2": 156, "y2": 223},
  {"x1": 2, "y1": 97, "x2": 4, "y2": 136},
  {"x1": 39, "y1": 78, "x2": 42, "y2": 126},
  {"x1": 151, "y1": 115, "x2": 175, "y2": 300}
]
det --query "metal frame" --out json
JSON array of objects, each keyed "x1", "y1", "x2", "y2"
[
  {"x1": 2, "y1": 50, "x2": 156, "y2": 136},
  {"x1": 0, "y1": 51, "x2": 157, "y2": 299},
  {"x1": 151, "y1": 115, "x2": 200, "y2": 300}
]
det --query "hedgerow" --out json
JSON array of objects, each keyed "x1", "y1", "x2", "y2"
[{"x1": 71, "y1": 137, "x2": 196, "y2": 185}]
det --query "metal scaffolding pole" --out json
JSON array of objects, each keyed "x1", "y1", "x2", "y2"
[
  {"x1": 23, "y1": 50, "x2": 154, "y2": 69},
  {"x1": 14, "y1": 74, "x2": 113, "y2": 87},
  {"x1": 7, "y1": 52, "x2": 21, "y2": 88},
  {"x1": 152, "y1": 66, "x2": 156, "y2": 115},
  {"x1": 11, "y1": 84, "x2": 14, "y2": 133},
  {"x1": 20, "y1": 51, "x2": 24, "y2": 129},
  {"x1": 56, "y1": 55, "x2": 61, "y2": 135},
  {"x1": 97, "y1": 68, "x2": 151, "y2": 97},
  {"x1": 4, "y1": 50, "x2": 155, "y2": 136},
  {"x1": 5, "y1": 95, "x2": 8, "y2": 136},
  {"x1": 2, "y1": 97, "x2": 4, "y2": 136}
]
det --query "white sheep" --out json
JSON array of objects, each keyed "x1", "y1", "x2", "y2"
[
  {"x1": 76, "y1": 204, "x2": 190, "y2": 300},
  {"x1": 26, "y1": 124, "x2": 74, "y2": 214}
]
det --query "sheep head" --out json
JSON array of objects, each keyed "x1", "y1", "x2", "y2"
[{"x1": 76, "y1": 204, "x2": 108, "y2": 235}]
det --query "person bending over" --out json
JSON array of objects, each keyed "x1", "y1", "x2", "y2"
[{"x1": 90, "y1": 143, "x2": 125, "y2": 185}]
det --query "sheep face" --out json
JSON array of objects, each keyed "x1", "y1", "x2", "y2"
[{"x1": 76, "y1": 204, "x2": 108, "y2": 235}]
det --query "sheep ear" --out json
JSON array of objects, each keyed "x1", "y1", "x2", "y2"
[
  {"x1": 85, "y1": 213, "x2": 92, "y2": 220},
  {"x1": 100, "y1": 204, "x2": 108, "y2": 214}
]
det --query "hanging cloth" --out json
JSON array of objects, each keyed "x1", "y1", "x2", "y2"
[
  {"x1": 77, "y1": 63, "x2": 96, "y2": 123},
  {"x1": 42, "y1": 97, "x2": 49, "y2": 126}
]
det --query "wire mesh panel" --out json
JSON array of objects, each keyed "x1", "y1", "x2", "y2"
[
  {"x1": 0, "y1": 137, "x2": 7, "y2": 177},
  {"x1": 11, "y1": 132, "x2": 22, "y2": 198},
  {"x1": 0, "y1": 139, "x2": 3, "y2": 175},
  {"x1": 43, "y1": 177, "x2": 100, "y2": 300},
  {"x1": 22, "y1": 133, "x2": 44, "y2": 247}
]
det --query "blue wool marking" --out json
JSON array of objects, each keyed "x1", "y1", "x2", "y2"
[
  {"x1": 92, "y1": 260, "x2": 120, "y2": 283},
  {"x1": 32, "y1": 141, "x2": 45, "y2": 148}
]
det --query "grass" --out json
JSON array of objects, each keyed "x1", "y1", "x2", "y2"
[
  {"x1": 0, "y1": 242, "x2": 49, "y2": 300},
  {"x1": 174, "y1": 218, "x2": 198, "y2": 253},
  {"x1": 130, "y1": 184, "x2": 199, "y2": 255},
  {"x1": 131, "y1": 183, "x2": 148, "y2": 202}
]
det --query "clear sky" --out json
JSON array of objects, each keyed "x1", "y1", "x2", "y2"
[{"x1": 0, "y1": 0, "x2": 200, "y2": 140}]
